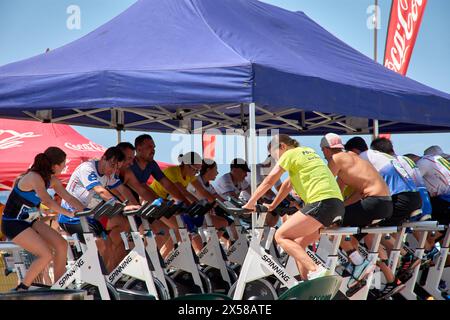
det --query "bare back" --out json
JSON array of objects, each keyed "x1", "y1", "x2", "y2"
[{"x1": 330, "y1": 152, "x2": 389, "y2": 198}]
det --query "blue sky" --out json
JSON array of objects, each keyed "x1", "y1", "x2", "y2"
[{"x1": 0, "y1": 0, "x2": 449, "y2": 176}]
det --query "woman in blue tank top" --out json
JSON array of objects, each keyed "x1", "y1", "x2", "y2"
[{"x1": 1, "y1": 147, "x2": 85, "y2": 291}]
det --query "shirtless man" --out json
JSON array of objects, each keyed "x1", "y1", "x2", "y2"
[{"x1": 320, "y1": 133, "x2": 399, "y2": 297}]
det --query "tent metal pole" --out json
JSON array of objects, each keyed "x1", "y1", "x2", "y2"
[
  {"x1": 372, "y1": 0, "x2": 379, "y2": 140},
  {"x1": 248, "y1": 103, "x2": 257, "y2": 234},
  {"x1": 373, "y1": 119, "x2": 379, "y2": 139},
  {"x1": 244, "y1": 133, "x2": 249, "y2": 163},
  {"x1": 117, "y1": 130, "x2": 122, "y2": 144}
]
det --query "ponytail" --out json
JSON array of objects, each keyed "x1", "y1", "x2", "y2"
[
  {"x1": 269, "y1": 134, "x2": 299, "y2": 150},
  {"x1": 27, "y1": 147, "x2": 66, "y2": 186}
]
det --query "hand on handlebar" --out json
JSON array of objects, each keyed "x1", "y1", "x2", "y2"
[
  {"x1": 263, "y1": 202, "x2": 275, "y2": 212},
  {"x1": 242, "y1": 202, "x2": 256, "y2": 212},
  {"x1": 124, "y1": 204, "x2": 140, "y2": 212}
]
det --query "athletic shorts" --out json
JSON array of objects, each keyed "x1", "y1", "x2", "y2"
[
  {"x1": 343, "y1": 196, "x2": 393, "y2": 228},
  {"x1": 1, "y1": 218, "x2": 38, "y2": 240},
  {"x1": 379, "y1": 192, "x2": 422, "y2": 226},
  {"x1": 59, "y1": 217, "x2": 107, "y2": 243},
  {"x1": 430, "y1": 196, "x2": 450, "y2": 225},
  {"x1": 181, "y1": 214, "x2": 205, "y2": 233},
  {"x1": 301, "y1": 198, "x2": 345, "y2": 227}
]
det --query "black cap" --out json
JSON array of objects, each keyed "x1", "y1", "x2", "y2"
[
  {"x1": 230, "y1": 158, "x2": 250, "y2": 172},
  {"x1": 344, "y1": 137, "x2": 368, "y2": 153}
]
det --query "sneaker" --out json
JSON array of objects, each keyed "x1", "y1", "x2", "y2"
[
  {"x1": 424, "y1": 246, "x2": 439, "y2": 262},
  {"x1": 11, "y1": 283, "x2": 29, "y2": 292},
  {"x1": 348, "y1": 259, "x2": 375, "y2": 288},
  {"x1": 397, "y1": 253, "x2": 421, "y2": 283},
  {"x1": 372, "y1": 280, "x2": 405, "y2": 300},
  {"x1": 307, "y1": 265, "x2": 331, "y2": 280}
]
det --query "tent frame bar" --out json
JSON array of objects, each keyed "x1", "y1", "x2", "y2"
[{"x1": 18, "y1": 104, "x2": 441, "y2": 136}]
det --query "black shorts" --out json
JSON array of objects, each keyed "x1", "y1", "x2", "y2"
[
  {"x1": 59, "y1": 217, "x2": 107, "y2": 243},
  {"x1": 430, "y1": 196, "x2": 450, "y2": 225},
  {"x1": 379, "y1": 192, "x2": 422, "y2": 226},
  {"x1": 1, "y1": 218, "x2": 38, "y2": 240},
  {"x1": 343, "y1": 196, "x2": 393, "y2": 228},
  {"x1": 301, "y1": 198, "x2": 345, "y2": 227}
]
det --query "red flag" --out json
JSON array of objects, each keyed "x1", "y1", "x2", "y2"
[
  {"x1": 202, "y1": 133, "x2": 216, "y2": 160},
  {"x1": 384, "y1": 0, "x2": 427, "y2": 75}
]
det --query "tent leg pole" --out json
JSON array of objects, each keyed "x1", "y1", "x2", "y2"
[
  {"x1": 248, "y1": 102, "x2": 257, "y2": 235},
  {"x1": 117, "y1": 130, "x2": 122, "y2": 144},
  {"x1": 373, "y1": 119, "x2": 379, "y2": 139}
]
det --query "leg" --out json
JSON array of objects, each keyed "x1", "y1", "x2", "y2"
[
  {"x1": 274, "y1": 210, "x2": 323, "y2": 280},
  {"x1": 340, "y1": 236, "x2": 360, "y2": 253},
  {"x1": 294, "y1": 230, "x2": 320, "y2": 249},
  {"x1": 150, "y1": 220, "x2": 170, "y2": 248},
  {"x1": 31, "y1": 220, "x2": 69, "y2": 282},
  {"x1": 160, "y1": 216, "x2": 182, "y2": 258},
  {"x1": 12, "y1": 228, "x2": 53, "y2": 287},
  {"x1": 105, "y1": 215, "x2": 130, "y2": 271},
  {"x1": 265, "y1": 214, "x2": 279, "y2": 228},
  {"x1": 190, "y1": 234, "x2": 203, "y2": 254}
]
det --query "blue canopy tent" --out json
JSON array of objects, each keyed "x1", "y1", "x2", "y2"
[{"x1": 0, "y1": 0, "x2": 449, "y2": 136}]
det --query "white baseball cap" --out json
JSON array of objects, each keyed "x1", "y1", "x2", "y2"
[{"x1": 320, "y1": 133, "x2": 345, "y2": 149}]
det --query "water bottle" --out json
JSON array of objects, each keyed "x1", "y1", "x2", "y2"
[{"x1": 151, "y1": 198, "x2": 163, "y2": 207}]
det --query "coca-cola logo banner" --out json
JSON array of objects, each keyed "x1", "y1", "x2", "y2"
[
  {"x1": 64, "y1": 141, "x2": 106, "y2": 152},
  {"x1": 0, "y1": 130, "x2": 41, "y2": 150},
  {"x1": 384, "y1": 0, "x2": 427, "y2": 75}
]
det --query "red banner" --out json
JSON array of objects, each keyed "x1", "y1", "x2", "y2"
[
  {"x1": 379, "y1": 133, "x2": 392, "y2": 140},
  {"x1": 384, "y1": 0, "x2": 427, "y2": 75},
  {"x1": 202, "y1": 133, "x2": 216, "y2": 160}
]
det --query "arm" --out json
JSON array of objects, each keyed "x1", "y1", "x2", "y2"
[
  {"x1": 243, "y1": 165, "x2": 285, "y2": 210},
  {"x1": 123, "y1": 169, "x2": 159, "y2": 202},
  {"x1": 30, "y1": 174, "x2": 74, "y2": 216},
  {"x1": 190, "y1": 178, "x2": 216, "y2": 203},
  {"x1": 92, "y1": 185, "x2": 116, "y2": 202},
  {"x1": 51, "y1": 177, "x2": 84, "y2": 211},
  {"x1": 267, "y1": 178, "x2": 292, "y2": 211},
  {"x1": 174, "y1": 182, "x2": 197, "y2": 203},
  {"x1": 337, "y1": 177, "x2": 346, "y2": 194},
  {"x1": 159, "y1": 176, "x2": 190, "y2": 203},
  {"x1": 327, "y1": 155, "x2": 340, "y2": 177},
  {"x1": 115, "y1": 184, "x2": 140, "y2": 205}
]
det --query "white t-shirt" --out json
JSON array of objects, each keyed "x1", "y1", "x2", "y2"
[
  {"x1": 360, "y1": 150, "x2": 416, "y2": 195},
  {"x1": 59, "y1": 160, "x2": 122, "y2": 224},
  {"x1": 213, "y1": 172, "x2": 250, "y2": 199},
  {"x1": 187, "y1": 176, "x2": 217, "y2": 200},
  {"x1": 396, "y1": 155, "x2": 426, "y2": 189},
  {"x1": 416, "y1": 155, "x2": 450, "y2": 197}
]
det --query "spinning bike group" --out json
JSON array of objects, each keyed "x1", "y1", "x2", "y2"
[{"x1": 1, "y1": 132, "x2": 449, "y2": 300}]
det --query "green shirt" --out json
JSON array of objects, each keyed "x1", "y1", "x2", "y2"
[{"x1": 278, "y1": 147, "x2": 343, "y2": 204}]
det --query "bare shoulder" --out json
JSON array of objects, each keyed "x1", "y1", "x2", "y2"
[
  {"x1": 26, "y1": 171, "x2": 44, "y2": 183},
  {"x1": 19, "y1": 171, "x2": 45, "y2": 190},
  {"x1": 332, "y1": 152, "x2": 352, "y2": 164}
]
